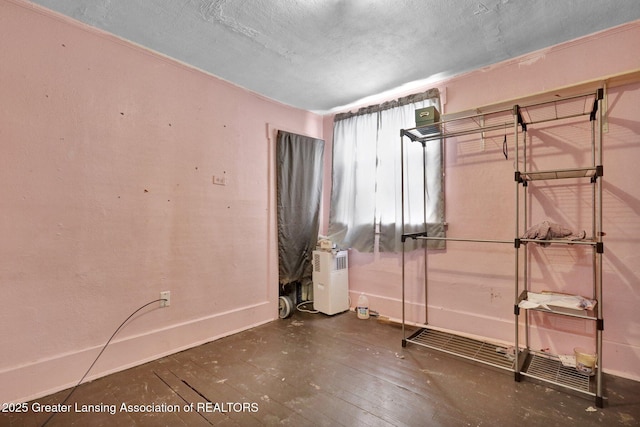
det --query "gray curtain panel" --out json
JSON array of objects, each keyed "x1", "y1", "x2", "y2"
[{"x1": 276, "y1": 131, "x2": 324, "y2": 286}]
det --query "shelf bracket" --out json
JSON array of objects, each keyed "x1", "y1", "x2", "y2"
[
  {"x1": 514, "y1": 105, "x2": 527, "y2": 131},
  {"x1": 589, "y1": 99, "x2": 599, "y2": 121},
  {"x1": 590, "y1": 89, "x2": 603, "y2": 121},
  {"x1": 514, "y1": 238, "x2": 521, "y2": 248},
  {"x1": 596, "y1": 242, "x2": 604, "y2": 254},
  {"x1": 597, "y1": 318, "x2": 604, "y2": 331},
  {"x1": 514, "y1": 305, "x2": 520, "y2": 316}
]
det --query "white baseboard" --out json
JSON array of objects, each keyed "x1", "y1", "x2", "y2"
[{"x1": 1, "y1": 301, "x2": 275, "y2": 403}]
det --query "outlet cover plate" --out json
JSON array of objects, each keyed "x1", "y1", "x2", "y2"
[{"x1": 160, "y1": 291, "x2": 170, "y2": 307}]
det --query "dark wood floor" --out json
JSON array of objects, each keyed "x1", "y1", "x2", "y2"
[{"x1": 3, "y1": 310, "x2": 640, "y2": 426}]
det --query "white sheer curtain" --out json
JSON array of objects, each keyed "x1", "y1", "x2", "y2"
[
  {"x1": 328, "y1": 110, "x2": 378, "y2": 252},
  {"x1": 329, "y1": 89, "x2": 444, "y2": 253}
]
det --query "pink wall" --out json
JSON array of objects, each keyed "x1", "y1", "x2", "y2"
[
  {"x1": 323, "y1": 21, "x2": 640, "y2": 381},
  {"x1": 0, "y1": 0, "x2": 323, "y2": 403},
  {"x1": 2, "y1": 0, "x2": 639, "y2": 405}
]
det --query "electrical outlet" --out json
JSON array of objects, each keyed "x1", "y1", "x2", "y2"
[
  {"x1": 160, "y1": 291, "x2": 170, "y2": 308},
  {"x1": 213, "y1": 175, "x2": 226, "y2": 185}
]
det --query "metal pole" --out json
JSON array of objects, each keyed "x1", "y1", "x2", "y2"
[
  {"x1": 514, "y1": 106, "x2": 521, "y2": 378},
  {"x1": 596, "y1": 89, "x2": 604, "y2": 406},
  {"x1": 522, "y1": 129, "x2": 530, "y2": 352},
  {"x1": 401, "y1": 132, "x2": 406, "y2": 341},
  {"x1": 416, "y1": 236, "x2": 512, "y2": 244},
  {"x1": 423, "y1": 141, "x2": 429, "y2": 325}
]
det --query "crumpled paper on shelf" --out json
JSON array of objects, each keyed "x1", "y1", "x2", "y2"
[
  {"x1": 519, "y1": 291, "x2": 596, "y2": 311},
  {"x1": 522, "y1": 221, "x2": 586, "y2": 242},
  {"x1": 558, "y1": 354, "x2": 576, "y2": 368}
]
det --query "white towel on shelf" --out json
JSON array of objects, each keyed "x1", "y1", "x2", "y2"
[{"x1": 519, "y1": 291, "x2": 596, "y2": 311}]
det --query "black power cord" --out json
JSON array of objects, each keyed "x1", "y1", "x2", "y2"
[{"x1": 41, "y1": 298, "x2": 167, "y2": 426}]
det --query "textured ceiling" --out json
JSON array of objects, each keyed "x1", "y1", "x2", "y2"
[{"x1": 30, "y1": 0, "x2": 640, "y2": 112}]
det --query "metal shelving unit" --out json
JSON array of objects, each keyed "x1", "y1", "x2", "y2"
[
  {"x1": 514, "y1": 89, "x2": 605, "y2": 407},
  {"x1": 400, "y1": 105, "x2": 519, "y2": 376},
  {"x1": 399, "y1": 89, "x2": 605, "y2": 407}
]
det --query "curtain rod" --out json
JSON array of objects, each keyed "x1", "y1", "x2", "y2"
[{"x1": 334, "y1": 88, "x2": 440, "y2": 122}]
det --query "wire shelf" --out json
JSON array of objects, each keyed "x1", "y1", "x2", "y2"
[
  {"x1": 522, "y1": 353, "x2": 593, "y2": 395},
  {"x1": 406, "y1": 328, "x2": 516, "y2": 371},
  {"x1": 518, "y1": 92, "x2": 598, "y2": 125}
]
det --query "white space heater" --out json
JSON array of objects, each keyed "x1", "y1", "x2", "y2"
[{"x1": 312, "y1": 250, "x2": 349, "y2": 315}]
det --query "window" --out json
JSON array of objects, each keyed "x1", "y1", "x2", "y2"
[{"x1": 328, "y1": 89, "x2": 444, "y2": 253}]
